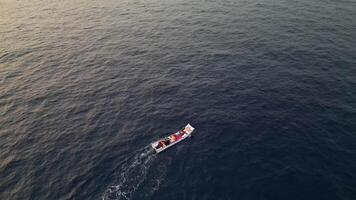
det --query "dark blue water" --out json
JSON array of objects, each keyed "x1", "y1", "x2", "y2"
[{"x1": 1, "y1": 0, "x2": 356, "y2": 199}]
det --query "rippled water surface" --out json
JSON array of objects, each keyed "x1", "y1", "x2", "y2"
[{"x1": 1, "y1": 0, "x2": 356, "y2": 199}]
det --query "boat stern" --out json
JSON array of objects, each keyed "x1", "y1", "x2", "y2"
[{"x1": 151, "y1": 141, "x2": 158, "y2": 149}]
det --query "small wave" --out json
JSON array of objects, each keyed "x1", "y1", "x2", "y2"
[{"x1": 146, "y1": 161, "x2": 168, "y2": 196}]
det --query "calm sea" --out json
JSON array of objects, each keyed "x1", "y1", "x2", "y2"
[{"x1": 0, "y1": 0, "x2": 355, "y2": 199}]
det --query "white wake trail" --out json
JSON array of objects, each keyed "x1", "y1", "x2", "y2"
[{"x1": 102, "y1": 146, "x2": 156, "y2": 200}]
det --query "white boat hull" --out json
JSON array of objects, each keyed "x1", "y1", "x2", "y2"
[{"x1": 151, "y1": 124, "x2": 195, "y2": 153}]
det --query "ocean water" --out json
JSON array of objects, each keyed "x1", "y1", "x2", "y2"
[{"x1": 0, "y1": 0, "x2": 356, "y2": 199}]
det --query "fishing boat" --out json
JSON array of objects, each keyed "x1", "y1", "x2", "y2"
[{"x1": 151, "y1": 124, "x2": 195, "y2": 153}]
